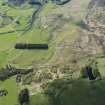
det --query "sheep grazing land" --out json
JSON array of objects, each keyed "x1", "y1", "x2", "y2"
[{"x1": 1, "y1": 0, "x2": 105, "y2": 105}]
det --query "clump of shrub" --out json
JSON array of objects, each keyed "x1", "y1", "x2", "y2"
[
  {"x1": 34, "y1": 70, "x2": 53, "y2": 83},
  {"x1": 44, "y1": 78, "x2": 72, "y2": 105},
  {"x1": 0, "y1": 64, "x2": 33, "y2": 81},
  {"x1": 18, "y1": 88, "x2": 30, "y2": 105},
  {"x1": 60, "y1": 65, "x2": 70, "y2": 74},
  {"x1": 22, "y1": 73, "x2": 32, "y2": 85},
  {"x1": 51, "y1": 66, "x2": 58, "y2": 73},
  {"x1": 92, "y1": 63, "x2": 101, "y2": 79}
]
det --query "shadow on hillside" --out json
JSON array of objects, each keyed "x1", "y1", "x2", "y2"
[{"x1": 59, "y1": 79, "x2": 105, "y2": 105}]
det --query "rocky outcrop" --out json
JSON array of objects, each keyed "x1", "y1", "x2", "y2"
[
  {"x1": 86, "y1": 0, "x2": 105, "y2": 26},
  {"x1": 76, "y1": 0, "x2": 105, "y2": 54}
]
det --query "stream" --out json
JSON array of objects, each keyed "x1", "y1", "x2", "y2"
[{"x1": 0, "y1": 0, "x2": 71, "y2": 35}]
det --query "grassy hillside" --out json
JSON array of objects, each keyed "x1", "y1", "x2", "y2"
[
  {"x1": 30, "y1": 93, "x2": 50, "y2": 105},
  {"x1": 0, "y1": 0, "x2": 91, "y2": 67},
  {"x1": 0, "y1": 77, "x2": 50, "y2": 105},
  {"x1": 59, "y1": 79, "x2": 105, "y2": 105},
  {"x1": 2, "y1": 1, "x2": 105, "y2": 105},
  {"x1": 0, "y1": 1, "x2": 55, "y2": 67}
]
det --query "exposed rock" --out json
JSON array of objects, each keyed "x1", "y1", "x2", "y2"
[
  {"x1": 76, "y1": 0, "x2": 105, "y2": 54},
  {"x1": 86, "y1": 0, "x2": 105, "y2": 26}
]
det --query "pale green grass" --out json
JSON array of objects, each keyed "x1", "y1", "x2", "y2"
[
  {"x1": 0, "y1": 1, "x2": 55, "y2": 67},
  {"x1": 0, "y1": 77, "x2": 18, "y2": 105},
  {"x1": 30, "y1": 93, "x2": 50, "y2": 105},
  {"x1": 40, "y1": 1, "x2": 55, "y2": 16},
  {"x1": 0, "y1": 52, "x2": 8, "y2": 67}
]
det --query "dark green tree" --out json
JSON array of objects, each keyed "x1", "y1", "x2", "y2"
[{"x1": 18, "y1": 88, "x2": 30, "y2": 105}]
